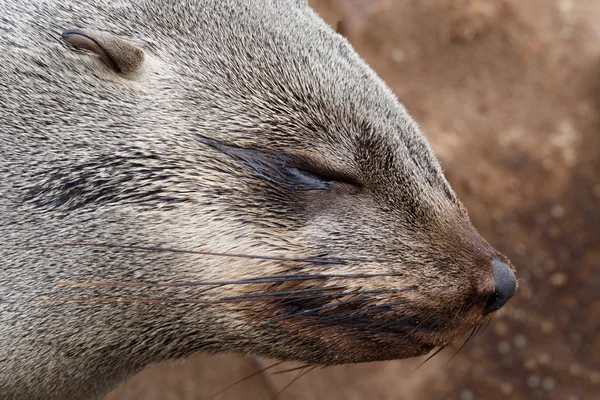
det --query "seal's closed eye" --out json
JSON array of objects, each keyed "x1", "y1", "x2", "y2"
[
  {"x1": 61, "y1": 29, "x2": 144, "y2": 74},
  {"x1": 290, "y1": 155, "x2": 361, "y2": 189},
  {"x1": 197, "y1": 135, "x2": 360, "y2": 192}
]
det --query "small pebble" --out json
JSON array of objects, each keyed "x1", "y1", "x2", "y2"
[
  {"x1": 551, "y1": 205, "x2": 565, "y2": 218},
  {"x1": 569, "y1": 363, "x2": 583, "y2": 376},
  {"x1": 539, "y1": 353, "x2": 552, "y2": 365},
  {"x1": 527, "y1": 375, "x2": 541, "y2": 388},
  {"x1": 559, "y1": 0, "x2": 574, "y2": 13},
  {"x1": 542, "y1": 376, "x2": 556, "y2": 391},
  {"x1": 550, "y1": 272, "x2": 568, "y2": 287},
  {"x1": 541, "y1": 321, "x2": 555, "y2": 334},
  {"x1": 390, "y1": 48, "x2": 405, "y2": 63},
  {"x1": 460, "y1": 389, "x2": 474, "y2": 400},
  {"x1": 497, "y1": 341, "x2": 511, "y2": 354},
  {"x1": 500, "y1": 383, "x2": 513, "y2": 395},
  {"x1": 514, "y1": 334, "x2": 528, "y2": 349},
  {"x1": 524, "y1": 359, "x2": 537, "y2": 370}
]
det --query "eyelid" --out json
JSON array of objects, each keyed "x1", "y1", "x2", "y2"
[
  {"x1": 195, "y1": 135, "x2": 360, "y2": 190},
  {"x1": 288, "y1": 154, "x2": 361, "y2": 187}
]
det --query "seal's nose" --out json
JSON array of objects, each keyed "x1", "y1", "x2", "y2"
[{"x1": 483, "y1": 259, "x2": 517, "y2": 315}]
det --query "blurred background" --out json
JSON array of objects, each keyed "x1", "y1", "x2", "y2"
[{"x1": 107, "y1": 0, "x2": 600, "y2": 399}]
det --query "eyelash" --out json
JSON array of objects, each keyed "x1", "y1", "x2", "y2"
[
  {"x1": 288, "y1": 160, "x2": 360, "y2": 190},
  {"x1": 285, "y1": 167, "x2": 332, "y2": 191},
  {"x1": 195, "y1": 135, "x2": 359, "y2": 192}
]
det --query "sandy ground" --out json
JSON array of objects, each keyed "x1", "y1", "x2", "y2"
[{"x1": 107, "y1": 0, "x2": 600, "y2": 399}]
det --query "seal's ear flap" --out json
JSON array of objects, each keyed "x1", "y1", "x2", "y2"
[{"x1": 61, "y1": 29, "x2": 144, "y2": 74}]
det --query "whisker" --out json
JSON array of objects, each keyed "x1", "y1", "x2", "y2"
[
  {"x1": 40, "y1": 289, "x2": 392, "y2": 306},
  {"x1": 370, "y1": 300, "x2": 425, "y2": 329},
  {"x1": 325, "y1": 291, "x2": 417, "y2": 323},
  {"x1": 414, "y1": 346, "x2": 446, "y2": 371},
  {"x1": 445, "y1": 326, "x2": 477, "y2": 366},
  {"x1": 375, "y1": 310, "x2": 423, "y2": 330},
  {"x1": 38, "y1": 297, "x2": 218, "y2": 305},
  {"x1": 273, "y1": 365, "x2": 318, "y2": 399},
  {"x1": 206, "y1": 361, "x2": 283, "y2": 399},
  {"x1": 193, "y1": 284, "x2": 227, "y2": 297},
  {"x1": 271, "y1": 289, "x2": 395, "y2": 305},
  {"x1": 326, "y1": 301, "x2": 407, "y2": 323},
  {"x1": 265, "y1": 297, "x2": 370, "y2": 325},
  {"x1": 55, "y1": 273, "x2": 401, "y2": 289},
  {"x1": 42, "y1": 242, "x2": 383, "y2": 264},
  {"x1": 479, "y1": 318, "x2": 493, "y2": 335},
  {"x1": 218, "y1": 286, "x2": 346, "y2": 301},
  {"x1": 270, "y1": 364, "x2": 313, "y2": 375},
  {"x1": 424, "y1": 311, "x2": 446, "y2": 333},
  {"x1": 405, "y1": 306, "x2": 446, "y2": 337},
  {"x1": 473, "y1": 323, "x2": 484, "y2": 336}
]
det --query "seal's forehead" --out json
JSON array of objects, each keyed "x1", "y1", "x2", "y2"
[
  {"x1": 144, "y1": 0, "x2": 449, "y2": 195},
  {"x1": 153, "y1": 1, "x2": 402, "y2": 137}
]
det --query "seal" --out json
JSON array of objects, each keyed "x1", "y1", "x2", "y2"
[{"x1": 0, "y1": 0, "x2": 517, "y2": 399}]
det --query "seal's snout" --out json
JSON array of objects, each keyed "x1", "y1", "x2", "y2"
[{"x1": 483, "y1": 259, "x2": 517, "y2": 315}]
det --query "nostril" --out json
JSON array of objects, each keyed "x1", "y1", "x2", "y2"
[{"x1": 483, "y1": 259, "x2": 517, "y2": 315}]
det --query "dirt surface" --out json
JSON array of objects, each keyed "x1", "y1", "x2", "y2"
[{"x1": 107, "y1": 0, "x2": 600, "y2": 399}]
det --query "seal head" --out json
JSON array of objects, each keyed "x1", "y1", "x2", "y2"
[{"x1": 0, "y1": 0, "x2": 517, "y2": 398}]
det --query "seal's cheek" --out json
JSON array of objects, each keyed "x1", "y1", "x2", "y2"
[{"x1": 237, "y1": 283, "x2": 463, "y2": 363}]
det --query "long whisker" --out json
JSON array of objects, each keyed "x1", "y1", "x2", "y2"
[
  {"x1": 273, "y1": 365, "x2": 318, "y2": 399},
  {"x1": 375, "y1": 310, "x2": 423, "y2": 330},
  {"x1": 265, "y1": 297, "x2": 370, "y2": 325},
  {"x1": 424, "y1": 311, "x2": 446, "y2": 333},
  {"x1": 263, "y1": 289, "x2": 396, "y2": 305},
  {"x1": 414, "y1": 346, "x2": 446, "y2": 371},
  {"x1": 325, "y1": 298, "x2": 413, "y2": 323},
  {"x1": 218, "y1": 286, "x2": 346, "y2": 301},
  {"x1": 405, "y1": 306, "x2": 445, "y2": 337},
  {"x1": 39, "y1": 288, "x2": 393, "y2": 306},
  {"x1": 270, "y1": 364, "x2": 313, "y2": 375},
  {"x1": 55, "y1": 273, "x2": 401, "y2": 289},
  {"x1": 479, "y1": 317, "x2": 493, "y2": 335},
  {"x1": 445, "y1": 326, "x2": 478, "y2": 366},
  {"x1": 206, "y1": 360, "x2": 283, "y2": 399},
  {"x1": 370, "y1": 300, "x2": 425, "y2": 329},
  {"x1": 38, "y1": 297, "x2": 219, "y2": 305},
  {"x1": 42, "y1": 242, "x2": 382, "y2": 264}
]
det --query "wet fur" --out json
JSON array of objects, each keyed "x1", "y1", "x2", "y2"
[{"x1": 0, "y1": 0, "x2": 509, "y2": 399}]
